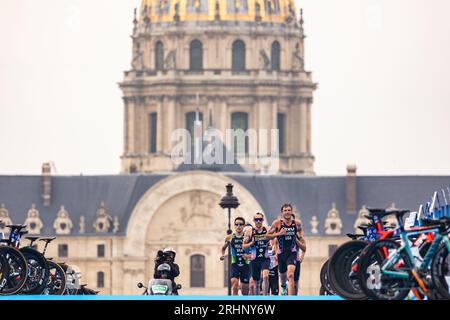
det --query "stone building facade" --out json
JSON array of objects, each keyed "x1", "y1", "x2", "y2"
[
  {"x1": 1, "y1": 0, "x2": 449, "y2": 296},
  {"x1": 120, "y1": 0, "x2": 315, "y2": 174}
]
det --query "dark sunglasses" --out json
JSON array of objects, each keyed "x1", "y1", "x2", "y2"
[
  {"x1": 254, "y1": 218, "x2": 263, "y2": 222},
  {"x1": 234, "y1": 223, "x2": 244, "y2": 226}
]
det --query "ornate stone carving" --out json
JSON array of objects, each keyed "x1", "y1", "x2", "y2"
[
  {"x1": 354, "y1": 205, "x2": 370, "y2": 234},
  {"x1": 292, "y1": 43, "x2": 304, "y2": 71},
  {"x1": 0, "y1": 203, "x2": 13, "y2": 235},
  {"x1": 259, "y1": 49, "x2": 270, "y2": 70},
  {"x1": 131, "y1": 42, "x2": 144, "y2": 70},
  {"x1": 24, "y1": 203, "x2": 43, "y2": 235},
  {"x1": 180, "y1": 191, "x2": 215, "y2": 228},
  {"x1": 310, "y1": 215, "x2": 319, "y2": 234},
  {"x1": 53, "y1": 205, "x2": 73, "y2": 235},
  {"x1": 93, "y1": 201, "x2": 113, "y2": 233},
  {"x1": 385, "y1": 203, "x2": 399, "y2": 228},
  {"x1": 79, "y1": 215, "x2": 85, "y2": 234},
  {"x1": 324, "y1": 203, "x2": 343, "y2": 235},
  {"x1": 164, "y1": 49, "x2": 176, "y2": 69},
  {"x1": 113, "y1": 216, "x2": 120, "y2": 234}
]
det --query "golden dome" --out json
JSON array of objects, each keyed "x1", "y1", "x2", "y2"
[{"x1": 140, "y1": 0, "x2": 298, "y2": 23}]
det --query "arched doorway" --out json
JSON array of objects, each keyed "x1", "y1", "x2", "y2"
[{"x1": 124, "y1": 171, "x2": 263, "y2": 294}]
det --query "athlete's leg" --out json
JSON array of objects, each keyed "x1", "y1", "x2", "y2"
[
  {"x1": 262, "y1": 269, "x2": 270, "y2": 295},
  {"x1": 241, "y1": 282, "x2": 249, "y2": 295},
  {"x1": 240, "y1": 264, "x2": 250, "y2": 295},
  {"x1": 278, "y1": 254, "x2": 288, "y2": 295},
  {"x1": 252, "y1": 260, "x2": 262, "y2": 295},
  {"x1": 287, "y1": 264, "x2": 296, "y2": 296},
  {"x1": 231, "y1": 278, "x2": 239, "y2": 295},
  {"x1": 293, "y1": 261, "x2": 301, "y2": 295},
  {"x1": 248, "y1": 277, "x2": 255, "y2": 295}
]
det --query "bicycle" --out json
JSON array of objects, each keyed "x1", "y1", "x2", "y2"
[
  {"x1": 0, "y1": 224, "x2": 29, "y2": 295},
  {"x1": 357, "y1": 210, "x2": 447, "y2": 300},
  {"x1": 28, "y1": 236, "x2": 67, "y2": 295}
]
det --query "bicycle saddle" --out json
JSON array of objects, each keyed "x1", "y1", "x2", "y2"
[
  {"x1": 25, "y1": 236, "x2": 40, "y2": 242},
  {"x1": 366, "y1": 208, "x2": 386, "y2": 216},
  {"x1": 346, "y1": 233, "x2": 365, "y2": 240},
  {"x1": 6, "y1": 224, "x2": 27, "y2": 231},
  {"x1": 39, "y1": 236, "x2": 56, "y2": 243}
]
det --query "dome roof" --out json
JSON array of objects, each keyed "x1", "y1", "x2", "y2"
[{"x1": 139, "y1": 0, "x2": 298, "y2": 24}]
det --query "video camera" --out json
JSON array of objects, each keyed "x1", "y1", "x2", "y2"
[{"x1": 155, "y1": 250, "x2": 173, "y2": 264}]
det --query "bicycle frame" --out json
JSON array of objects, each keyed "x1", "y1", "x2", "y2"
[{"x1": 381, "y1": 227, "x2": 441, "y2": 279}]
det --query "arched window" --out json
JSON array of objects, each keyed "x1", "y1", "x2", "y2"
[
  {"x1": 271, "y1": 41, "x2": 281, "y2": 71},
  {"x1": 231, "y1": 112, "x2": 249, "y2": 154},
  {"x1": 190, "y1": 40, "x2": 203, "y2": 71},
  {"x1": 232, "y1": 40, "x2": 246, "y2": 71},
  {"x1": 155, "y1": 41, "x2": 164, "y2": 71},
  {"x1": 277, "y1": 112, "x2": 286, "y2": 154},
  {"x1": 190, "y1": 254, "x2": 205, "y2": 287},
  {"x1": 97, "y1": 271, "x2": 105, "y2": 288},
  {"x1": 186, "y1": 111, "x2": 204, "y2": 149}
]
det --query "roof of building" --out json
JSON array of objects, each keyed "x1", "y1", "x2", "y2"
[
  {"x1": 1, "y1": 173, "x2": 449, "y2": 237},
  {"x1": 139, "y1": 0, "x2": 300, "y2": 24}
]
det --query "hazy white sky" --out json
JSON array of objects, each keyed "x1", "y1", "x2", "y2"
[{"x1": 0, "y1": 0, "x2": 449, "y2": 176}]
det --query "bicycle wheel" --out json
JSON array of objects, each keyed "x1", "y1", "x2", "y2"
[
  {"x1": 20, "y1": 247, "x2": 49, "y2": 295},
  {"x1": 43, "y1": 260, "x2": 67, "y2": 295},
  {"x1": 357, "y1": 239, "x2": 411, "y2": 300},
  {"x1": 430, "y1": 244, "x2": 450, "y2": 299},
  {"x1": 0, "y1": 246, "x2": 28, "y2": 295},
  {"x1": 327, "y1": 240, "x2": 368, "y2": 300},
  {"x1": 0, "y1": 252, "x2": 9, "y2": 293},
  {"x1": 319, "y1": 260, "x2": 335, "y2": 295}
]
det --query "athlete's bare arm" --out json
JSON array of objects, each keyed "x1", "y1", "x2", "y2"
[
  {"x1": 242, "y1": 228, "x2": 254, "y2": 249},
  {"x1": 267, "y1": 219, "x2": 283, "y2": 237},
  {"x1": 220, "y1": 234, "x2": 231, "y2": 260},
  {"x1": 298, "y1": 249, "x2": 306, "y2": 263},
  {"x1": 295, "y1": 219, "x2": 307, "y2": 252}
]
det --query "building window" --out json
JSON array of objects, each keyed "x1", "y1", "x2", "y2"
[
  {"x1": 232, "y1": 40, "x2": 246, "y2": 72},
  {"x1": 149, "y1": 112, "x2": 157, "y2": 153},
  {"x1": 190, "y1": 254, "x2": 205, "y2": 287},
  {"x1": 187, "y1": 0, "x2": 208, "y2": 13},
  {"x1": 227, "y1": 0, "x2": 248, "y2": 13},
  {"x1": 97, "y1": 244, "x2": 105, "y2": 258},
  {"x1": 156, "y1": 0, "x2": 170, "y2": 15},
  {"x1": 186, "y1": 111, "x2": 203, "y2": 148},
  {"x1": 328, "y1": 245, "x2": 338, "y2": 257},
  {"x1": 97, "y1": 271, "x2": 105, "y2": 288},
  {"x1": 231, "y1": 112, "x2": 249, "y2": 154},
  {"x1": 58, "y1": 244, "x2": 68, "y2": 258},
  {"x1": 264, "y1": 0, "x2": 280, "y2": 15},
  {"x1": 277, "y1": 113, "x2": 286, "y2": 154},
  {"x1": 189, "y1": 40, "x2": 203, "y2": 71},
  {"x1": 155, "y1": 41, "x2": 164, "y2": 71},
  {"x1": 271, "y1": 41, "x2": 281, "y2": 71}
]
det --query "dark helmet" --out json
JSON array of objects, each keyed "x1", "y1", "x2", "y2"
[{"x1": 157, "y1": 263, "x2": 171, "y2": 277}]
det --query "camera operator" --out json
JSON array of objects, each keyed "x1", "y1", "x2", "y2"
[{"x1": 154, "y1": 247, "x2": 180, "y2": 294}]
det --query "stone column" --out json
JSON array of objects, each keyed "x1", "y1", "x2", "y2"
[
  {"x1": 271, "y1": 99, "x2": 277, "y2": 151},
  {"x1": 165, "y1": 97, "x2": 176, "y2": 154},
  {"x1": 290, "y1": 98, "x2": 301, "y2": 155},
  {"x1": 156, "y1": 97, "x2": 163, "y2": 153},
  {"x1": 300, "y1": 98, "x2": 308, "y2": 154},
  {"x1": 207, "y1": 97, "x2": 214, "y2": 127},
  {"x1": 128, "y1": 98, "x2": 136, "y2": 153},
  {"x1": 307, "y1": 98, "x2": 312, "y2": 154},
  {"x1": 123, "y1": 98, "x2": 130, "y2": 154}
]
